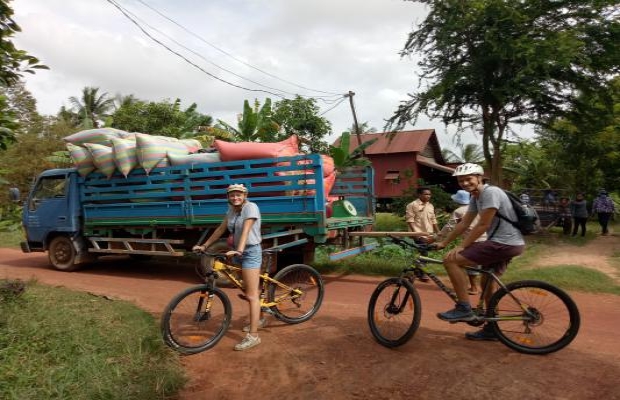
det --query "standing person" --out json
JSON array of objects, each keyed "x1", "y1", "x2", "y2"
[
  {"x1": 592, "y1": 189, "x2": 615, "y2": 235},
  {"x1": 406, "y1": 187, "x2": 440, "y2": 281},
  {"x1": 570, "y1": 192, "x2": 588, "y2": 237},
  {"x1": 433, "y1": 163, "x2": 525, "y2": 341},
  {"x1": 193, "y1": 183, "x2": 264, "y2": 351},
  {"x1": 557, "y1": 196, "x2": 572, "y2": 235},
  {"x1": 437, "y1": 189, "x2": 487, "y2": 295}
]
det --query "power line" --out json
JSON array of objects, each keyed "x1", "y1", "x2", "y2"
[
  {"x1": 107, "y1": 0, "x2": 288, "y2": 99},
  {"x1": 134, "y1": 0, "x2": 343, "y2": 97},
  {"x1": 115, "y1": 1, "x2": 302, "y2": 98},
  {"x1": 319, "y1": 97, "x2": 347, "y2": 116}
]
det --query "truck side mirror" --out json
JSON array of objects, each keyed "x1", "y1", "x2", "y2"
[{"x1": 9, "y1": 187, "x2": 20, "y2": 202}]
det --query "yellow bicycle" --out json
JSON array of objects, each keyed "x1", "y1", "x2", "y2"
[{"x1": 161, "y1": 248, "x2": 324, "y2": 354}]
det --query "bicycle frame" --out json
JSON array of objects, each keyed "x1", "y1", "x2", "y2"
[
  {"x1": 207, "y1": 258, "x2": 304, "y2": 309},
  {"x1": 395, "y1": 239, "x2": 539, "y2": 324}
]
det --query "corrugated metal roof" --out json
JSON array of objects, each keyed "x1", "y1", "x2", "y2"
[
  {"x1": 416, "y1": 155, "x2": 455, "y2": 174},
  {"x1": 337, "y1": 130, "x2": 436, "y2": 155}
]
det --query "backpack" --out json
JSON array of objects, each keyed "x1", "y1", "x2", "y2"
[{"x1": 496, "y1": 190, "x2": 540, "y2": 235}]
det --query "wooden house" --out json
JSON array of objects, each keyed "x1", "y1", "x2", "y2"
[{"x1": 336, "y1": 129, "x2": 456, "y2": 208}]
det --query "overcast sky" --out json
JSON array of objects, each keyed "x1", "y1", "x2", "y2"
[{"x1": 12, "y1": 0, "x2": 527, "y2": 149}]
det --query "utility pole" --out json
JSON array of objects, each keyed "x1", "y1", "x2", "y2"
[{"x1": 344, "y1": 90, "x2": 363, "y2": 147}]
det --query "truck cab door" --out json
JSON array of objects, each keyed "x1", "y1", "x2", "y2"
[{"x1": 24, "y1": 173, "x2": 72, "y2": 245}]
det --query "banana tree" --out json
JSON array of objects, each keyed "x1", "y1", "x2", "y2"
[
  {"x1": 210, "y1": 99, "x2": 279, "y2": 142},
  {"x1": 329, "y1": 131, "x2": 377, "y2": 170}
]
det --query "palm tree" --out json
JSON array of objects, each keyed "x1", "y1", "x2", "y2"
[
  {"x1": 442, "y1": 143, "x2": 484, "y2": 163},
  {"x1": 69, "y1": 87, "x2": 115, "y2": 128}
]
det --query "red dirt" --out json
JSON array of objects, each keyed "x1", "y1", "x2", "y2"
[{"x1": 1, "y1": 240, "x2": 620, "y2": 400}]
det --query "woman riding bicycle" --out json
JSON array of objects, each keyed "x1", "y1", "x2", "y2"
[
  {"x1": 433, "y1": 163, "x2": 525, "y2": 341},
  {"x1": 193, "y1": 183, "x2": 264, "y2": 351}
]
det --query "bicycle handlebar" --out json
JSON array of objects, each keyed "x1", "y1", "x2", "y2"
[{"x1": 387, "y1": 235, "x2": 437, "y2": 252}]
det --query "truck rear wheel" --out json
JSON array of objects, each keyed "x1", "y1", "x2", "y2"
[{"x1": 49, "y1": 236, "x2": 80, "y2": 271}]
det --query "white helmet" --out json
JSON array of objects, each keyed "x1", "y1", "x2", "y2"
[
  {"x1": 452, "y1": 163, "x2": 484, "y2": 177},
  {"x1": 227, "y1": 183, "x2": 248, "y2": 193}
]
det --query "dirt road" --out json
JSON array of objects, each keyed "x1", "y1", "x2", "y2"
[{"x1": 1, "y1": 245, "x2": 619, "y2": 400}]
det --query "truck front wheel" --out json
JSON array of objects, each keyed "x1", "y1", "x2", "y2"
[{"x1": 49, "y1": 236, "x2": 79, "y2": 271}]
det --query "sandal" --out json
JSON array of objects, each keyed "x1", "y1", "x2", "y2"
[{"x1": 468, "y1": 289, "x2": 479, "y2": 295}]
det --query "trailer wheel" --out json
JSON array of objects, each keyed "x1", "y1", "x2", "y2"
[{"x1": 49, "y1": 236, "x2": 80, "y2": 271}]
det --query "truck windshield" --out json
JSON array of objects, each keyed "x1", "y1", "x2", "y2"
[{"x1": 30, "y1": 175, "x2": 67, "y2": 210}]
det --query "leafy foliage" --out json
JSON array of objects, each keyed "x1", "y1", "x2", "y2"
[
  {"x1": 388, "y1": 0, "x2": 620, "y2": 185},
  {"x1": 210, "y1": 98, "x2": 279, "y2": 142},
  {"x1": 272, "y1": 96, "x2": 331, "y2": 153},
  {"x1": 111, "y1": 97, "x2": 214, "y2": 140},
  {"x1": 0, "y1": 0, "x2": 48, "y2": 87},
  {"x1": 329, "y1": 132, "x2": 376, "y2": 169}
]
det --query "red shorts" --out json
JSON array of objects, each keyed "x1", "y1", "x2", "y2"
[{"x1": 459, "y1": 241, "x2": 525, "y2": 276}]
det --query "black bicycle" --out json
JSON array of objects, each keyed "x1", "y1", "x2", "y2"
[{"x1": 367, "y1": 236, "x2": 580, "y2": 355}]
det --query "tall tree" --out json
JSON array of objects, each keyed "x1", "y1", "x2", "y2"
[
  {"x1": 388, "y1": 0, "x2": 619, "y2": 185},
  {"x1": 0, "y1": 0, "x2": 48, "y2": 148},
  {"x1": 272, "y1": 96, "x2": 331, "y2": 153},
  {"x1": 1, "y1": 80, "x2": 44, "y2": 135},
  {"x1": 69, "y1": 87, "x2": 115, "y2": 128},
  {"x1": 537, "y1": 76, "x2": 620, "y2": 193}
]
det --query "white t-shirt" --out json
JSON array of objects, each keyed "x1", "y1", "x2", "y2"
[{"x1": 227, "y1": 201, "x2": 262, "y2": 246}]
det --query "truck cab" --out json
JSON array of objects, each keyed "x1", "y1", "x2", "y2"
[{"x1": 21, "y1": 169, "x2": 89, "y2": 270}]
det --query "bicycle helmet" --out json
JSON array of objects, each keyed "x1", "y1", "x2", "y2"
[
  {"x1": 227, "y1": 183, "x2": 248, "y2": 193},
  {"x1": 452, "y1": 163, "x2": 484, "y2": 177}
]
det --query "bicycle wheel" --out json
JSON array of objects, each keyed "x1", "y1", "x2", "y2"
[
  {"x1": 161, "y1": 285, "x2": 232, "y2": 355},
  {"x1": 268, "y1": 264, "x2": 324, "y2": 324},
  {"x1": 488, "y1": 280, "x2": 580, "y2": 355},
  {"x1": 367, "y1": 277, "x2": 421, "y2": 348}
]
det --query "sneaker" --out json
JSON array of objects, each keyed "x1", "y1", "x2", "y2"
[
  {"x1": 234, "y1": 333, "x2": 261, "y2": 351},
  {"x1": 465, "y1": 325, "x2": 498, "y2": 341},
  {"x1": 437, "y1": 304, "x2": 475, "y2": 322},
  {"x1": 242, "y1": 317, "x2": 267, "y2": 332}
]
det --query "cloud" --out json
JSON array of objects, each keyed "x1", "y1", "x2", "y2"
[{"x1": 13, "y1": 0, "x2": 529, "y2": 149}]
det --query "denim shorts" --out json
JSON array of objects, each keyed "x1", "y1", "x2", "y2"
[{"x1": 239, "y1": 244, "x2": 262, "y2": 269}]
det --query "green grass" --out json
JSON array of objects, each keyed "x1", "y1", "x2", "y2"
[
  {"x1": 0, "y1": 280, "x2": 186, "y2": 400},
  {"x1": 0, "y1": 228, "x2": 23, "y2": 249}
]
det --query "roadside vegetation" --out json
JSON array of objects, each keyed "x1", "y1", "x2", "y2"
[{"x1": 0, "y1": 280, "x2": 185, "y2": 400}]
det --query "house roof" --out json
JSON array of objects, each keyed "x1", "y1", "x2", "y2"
[
  {"x1": 336, "y1": 129, "x2": 437, "y2": 155},
  {"x1": 416, "y1": 155, "x2": 455, "y2": 173}
]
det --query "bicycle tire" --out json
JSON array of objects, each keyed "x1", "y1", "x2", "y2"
[
  {"x1": 488, "y1": 280, "x2": 580, "y2": 355},
  {"x1": 161, "y1": 285, "x2": 232, "y2": 355},
  {"x1": 367, "y1": 277, "x2": 421, "y2": 348},
  {"x1": 268, "y1": 264, "x2": 324, "y2": 324}
]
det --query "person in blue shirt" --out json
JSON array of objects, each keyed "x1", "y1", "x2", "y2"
[{"x1": 194, "y1": 183, "x2": 263, "y2": 351}]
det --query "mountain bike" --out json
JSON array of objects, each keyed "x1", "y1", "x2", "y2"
[
  {"x1": 161, "y1": 248, "x2": 324, "y2": 354},
  {"x1": 367, "y1": 236, "x2": 580, "y2": 355}
]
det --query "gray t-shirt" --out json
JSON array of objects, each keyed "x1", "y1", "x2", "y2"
[
  {"x1": 468, "y1": 185, "x2": 525, "y2": 246},
  {"x1": 226, "y1": 201, "x2": 262, "y2": 247}
]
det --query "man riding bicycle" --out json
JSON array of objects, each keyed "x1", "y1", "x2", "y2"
[{"x1": 433, "y1": 163, "x2": 525, "y2": 341}]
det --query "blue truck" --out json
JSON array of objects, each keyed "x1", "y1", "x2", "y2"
[{"x1": 20, "y1": 153, "x2": 375, "y2": 271}]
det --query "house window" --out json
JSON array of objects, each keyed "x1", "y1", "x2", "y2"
[{"x1": 384, "y1": 171, "x2": 400, "y2": 184}]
